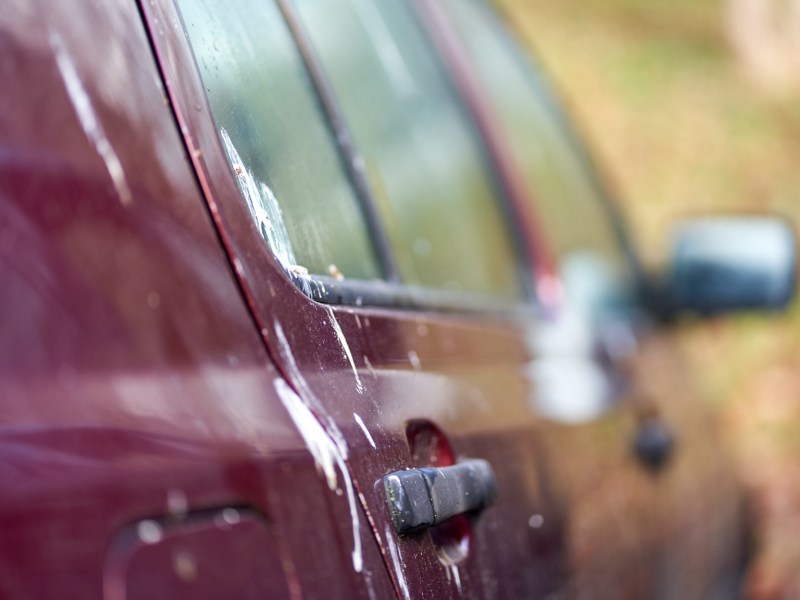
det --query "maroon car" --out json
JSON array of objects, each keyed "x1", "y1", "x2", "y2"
[{"x1": 1, "y1": 0, "x2": 795, "y2": 598}]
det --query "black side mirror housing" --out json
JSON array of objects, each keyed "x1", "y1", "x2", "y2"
[{"x1": 659, "y1": 216, "x2": 797, "y2": 317}]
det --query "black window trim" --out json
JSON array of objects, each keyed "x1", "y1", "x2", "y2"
[
  {"x1": 288, "y1": 271, "x2": 532, "y2": 316},
  {"x1": 275, "y1": 0, "x2": 400, "y2": 284}
]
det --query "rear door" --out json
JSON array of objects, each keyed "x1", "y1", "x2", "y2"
[
  {"x1": 143, "y1": 0, "x2": 568, "y2": 597},
  {"x1": 434, "y1": 1, "x2": 747, "y2": 597}
]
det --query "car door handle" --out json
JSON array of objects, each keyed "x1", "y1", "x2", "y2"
[
  {"x1": 383, "y1": 459, "x2": 497, "y2": 535},
  {"x1": 633, "y1": 418, "x2": 675, "y2": 473}
]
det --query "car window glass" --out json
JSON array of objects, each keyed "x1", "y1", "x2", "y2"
[
  {"x1": 177, "y1": 0, "x2": 382, "y2": 281},
  {"x1": 441, "y1": 0, "x2": 635, "y2": 314},
  {"x1": 293, "y1": 0, "x2": 524, "y2": 300}
]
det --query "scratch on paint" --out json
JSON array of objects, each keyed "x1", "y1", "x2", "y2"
[
  {"x1": 50, "y1": 31, "x2": 133, "y2": 205},
  {"x1": 385, "y1": 525, "x2": 410, "y2": 600},
  {"x1": 327, "y1": 306, "x2": 365, "y2": 394},
  {"x1": 353, "y1": 413, "x2": 376, "y2": 449},
  {"x1": 273, "y1": 323, "x2": 363, "y2": 573},
  {"x1": 274, "y1": 379, "x2": 363, "y2": 573}
]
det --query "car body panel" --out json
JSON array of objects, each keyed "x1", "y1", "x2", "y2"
[
  {"x1": 0, "y1": 2, "x2": 395, "y2": 598},
  {"x1": 0, "y1": 0, "x2": 749, "y2": 598},
  {"x1": 141, "y1": 0, "x2": 571, "y2": 597}
]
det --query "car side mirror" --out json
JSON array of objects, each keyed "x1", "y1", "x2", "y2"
[{"x1": 659, "y1": 216, "x2": 797, "y2": 317}]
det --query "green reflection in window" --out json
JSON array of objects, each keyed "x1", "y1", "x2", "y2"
[
  {"x1": 441, "y1": 0, "x2": 635, "y2": 311},
  {"x1": 177, "y1": 0, "x2": 382, "y2": 281},
  {"x1": 294, "y1": 0, "x2": 524, "y2": 300}
]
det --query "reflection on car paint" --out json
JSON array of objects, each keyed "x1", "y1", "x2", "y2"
[
  {"x1": 137, "y1": 520, "x2": 165, "y2": 545},
  {"x1": 527, "y1": 303, "x2": 613, "y2": 424},
  {"x1": 49, "y1": 30, "x2": 132, "y2": 206},
  {"x1": 167, "y1": 488, "x2": 189, "y2": 519},
  {"x1": 351, "y1": 0, "x2": 418, "y2": 99},
  {"x1": 327, "y1": 263, "x2": 345, "y2": 280}
]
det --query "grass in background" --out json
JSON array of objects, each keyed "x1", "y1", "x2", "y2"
[{"x1": 496, "y1": 0, "x2": 800, "y2": 596}]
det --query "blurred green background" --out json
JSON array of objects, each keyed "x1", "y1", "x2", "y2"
[{"x1": 496, "y1": 1, "x2": 800, "y2": 597}]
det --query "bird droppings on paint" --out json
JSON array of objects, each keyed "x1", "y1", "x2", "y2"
[
  {"x1": 385, "y1": 525, "x2": 410, "y2": 600},
  {"x1": 327, "y1": 306, "x2": 365, "y2": 395},
  {"x1": 274, "y1": 378, "x2": 338, "y2": 489},
  {"x1": 327, "y1": 264, "x2": 345, "y2": 280},
  {"x1": 274, "y1": 378, "x2": 363, "y2": 573},
  {"x1": 363, "y1": 355, "x2": 378, "y2": 380},
  {"x1": 273, "y1": 322, "x2": 347, "y2": 450},
  {"x1": 408, "y1": 351, "x2": 422, "y2": 371},
  {"x1": 451, "y1": 565, "x2": 463, "y2": 594},
  {"x1": 354, "y1": 413, "x2": 377, "y2": 449},
  {"x1": 289, "y1": 264, "x2": 310, "y2": 279},
  {"x1": 220, "y1": 127, "x2": 297, "y2": 272}
]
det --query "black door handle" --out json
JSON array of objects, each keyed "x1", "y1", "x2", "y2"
[
  {"x1": 383, "y1": 459, "x2": 497, "y2": 535},
  {"x1": 633, "y1": 418, "x2": 675, "y2": 473}
]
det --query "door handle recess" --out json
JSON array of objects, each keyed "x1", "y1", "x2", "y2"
[{"x1": 383, "y1": 459, "x2": 497, "y2": 535}]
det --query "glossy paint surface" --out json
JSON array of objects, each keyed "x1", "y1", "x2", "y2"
[
  {"x1": 0, "y1": 0, "x2": 749, "y2": 599},
  {"x1": 0, "y1": 1, "x2": 394, "y2": 598},
  {"x1": 146, "y1": 0, "x2": 749, "y2": 596},
  {"x1": 143, "y1": 0, "x2": 568, "y2": 597}
]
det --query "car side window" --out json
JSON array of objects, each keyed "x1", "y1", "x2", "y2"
[
  {"x1": 293, "y1": 0, "x2": 525, "y2": 300},
  {"x1": 176, "y1": 0, "x2": 382, "y2": 281},
  {"x1": 441, "y1": 0, "x2": 636, "y2": 314}
]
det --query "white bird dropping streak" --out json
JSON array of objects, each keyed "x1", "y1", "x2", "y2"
[
  {"x1": 274, "y1": 379, "x2": 363, "y2": 573},
  {"x1": 354, "y1": 413, "x2": 376, "y2": 449},
  {"x1": 327, "y1": 307, "x2": 365, "y2": 394},
  {"x1": 385, "y1": 525, "x2": 410, "y2": 600}
]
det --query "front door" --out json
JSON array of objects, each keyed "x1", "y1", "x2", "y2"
[{"x1": 144, "y1": 0, "x2": 568, "y2": 598}]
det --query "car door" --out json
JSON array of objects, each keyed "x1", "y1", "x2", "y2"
[
  {"x1": 433, "y1": 1, "x2": 748, "y2": 597},
  {"x1": 0, "y1": 1, "x2": 399, "y2": 597},
  {"x1": 142, "y1": 0, "x2": 568, "y2": 598}
]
